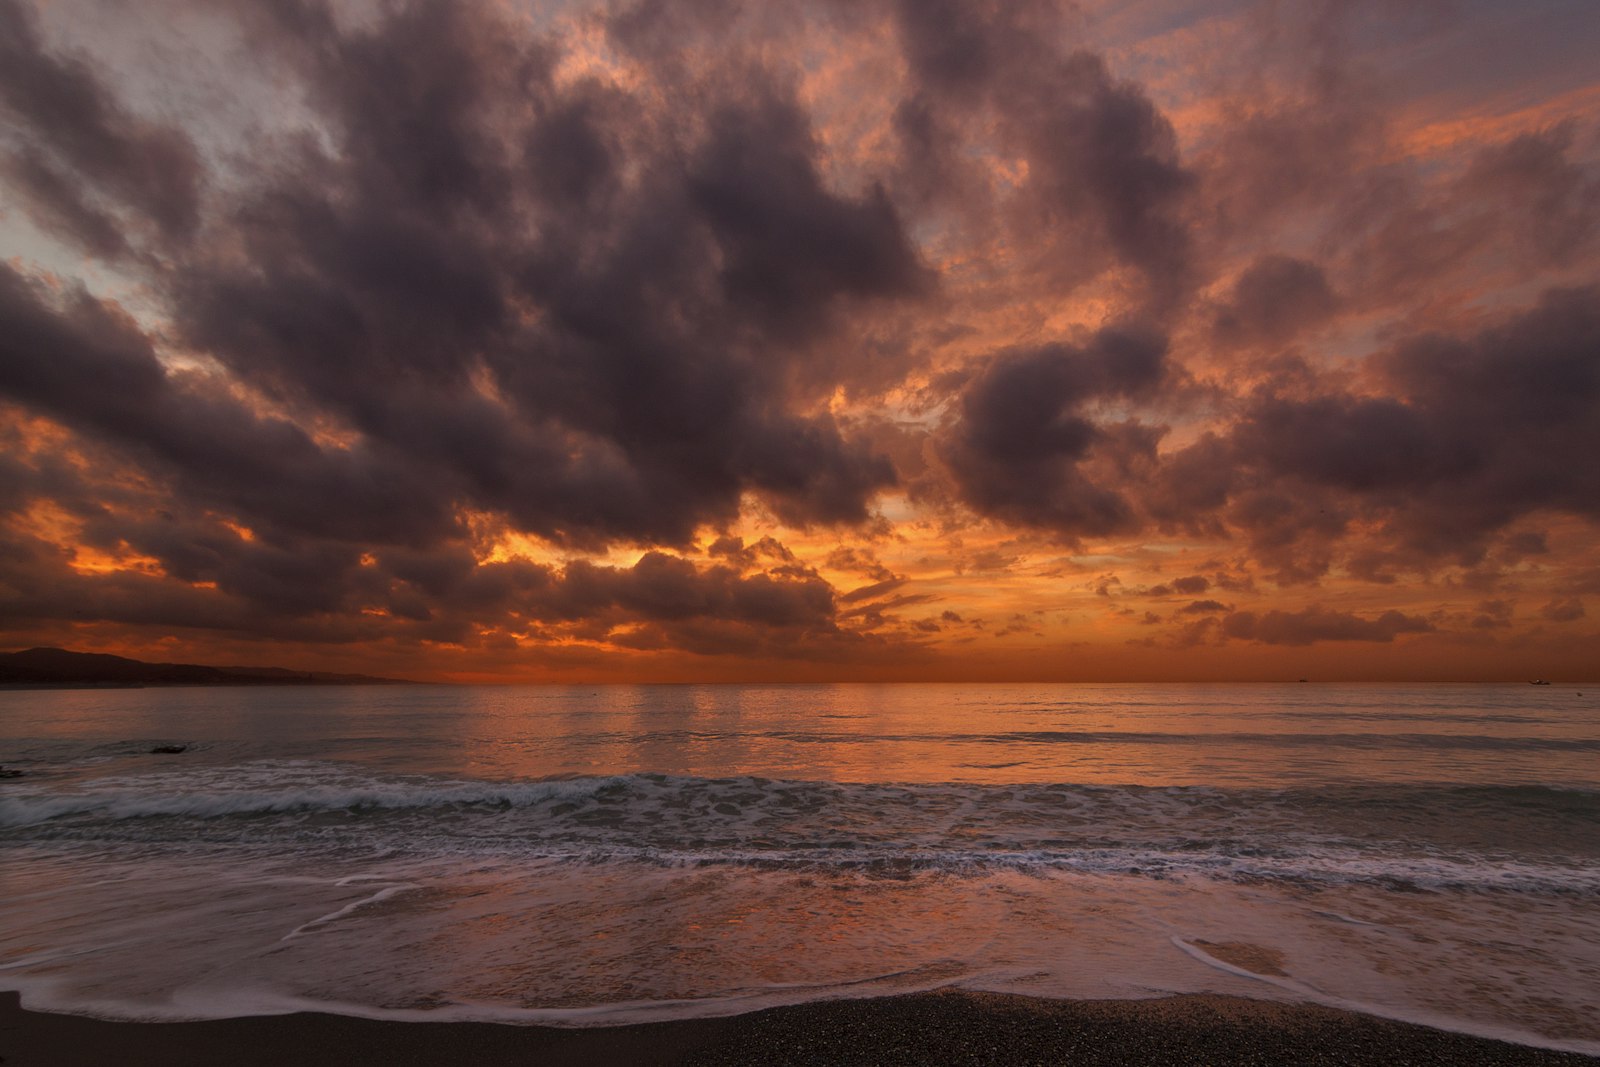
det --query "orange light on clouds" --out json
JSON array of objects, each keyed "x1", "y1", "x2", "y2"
[{"x1": 1, "y1": 0, "x2": 1596, "y2": 684}]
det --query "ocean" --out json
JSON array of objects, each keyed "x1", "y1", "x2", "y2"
[{"x1": 2, "y1": 683, "x2": 1597, "y2": 1053}]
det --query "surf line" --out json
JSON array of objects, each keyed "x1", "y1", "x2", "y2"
[
  {"x1": 281, "y1": 879, "x2": 419, "y2": 941},
  {"x1": 1170, "y1": 936, "x2": 1329, "y2": 1000}
]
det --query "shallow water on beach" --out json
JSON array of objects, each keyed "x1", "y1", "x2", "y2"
[{"x1": 2, "y1": 683, "x2": 1598, "y2": 1052}]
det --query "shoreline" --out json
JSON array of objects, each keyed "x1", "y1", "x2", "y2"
[{"x1": 5, "y1": 989, "x2": 1597, "y2": 1066}]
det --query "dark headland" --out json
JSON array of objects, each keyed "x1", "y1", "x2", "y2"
[
  {"x1": 2, "y1": 990, "x2": 1595, "y2": 1067},
  {"x1": 0, "y1": 647, "x2": 415, "y2": 688}
]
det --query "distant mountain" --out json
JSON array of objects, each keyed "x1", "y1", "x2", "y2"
[{"x1": 0, "y1": 647, "x2": 416, "y2": 687}]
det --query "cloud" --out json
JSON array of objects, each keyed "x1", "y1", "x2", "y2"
[
  {"x1": 838, "y1": 577, "x2": 910, "y2": 604},
  {"x1": 1540, "y1": 597, "x2": 1585, "y2": 623},
  {"x1": 1212, "y1": 255, "x2": 1338, "y2": 350},
  {"x1": 1375, "y1": 286, "x2": 1600, "y2": 542},
  {"x1": 0, "y1": 502, "x2": 884, "y2": 659},
  {"x1": 546, "y1": 551, "x2": 836, "y2": 630},
  {"x1": 0, "y1": 265, "x2": 457, "y2": 547},
  {"x1": 1, "y1": 0, "x2": 1598, "y2": 676},
  {"x1": 687, "y1": 88, "x2": 932, "y2": 334},
  {"x1": 711, "y1": 535, "x2": 800, "y2": 570},
  {"x1": 890, "y1": 0, "x2": 1195, "y2": 310},
  {"x1": 1471, "y1": 599, "x2": 1514, "y2": 630},
  {"x1": 0, "y1": 0, "x2": 201, "y2": 251},
  {"x1": 1, "y1": 0, "x2": 924, "y2": 559},
  {"x1": 943, "y1": 327, "x2": 1167, "y2": 538},
  {"x1": 1222, "y1": 607, "x2": 1433, "y2": 646},
  {"x1": 825, "y1": 546, "x2": 896, "y2": 583},
  {"x1": 1453, "y1": 122, "x2": 1600, "y2": 268},
  {"x1": 1149, "y1": 285, "x2": 1600, "y2": 573}
]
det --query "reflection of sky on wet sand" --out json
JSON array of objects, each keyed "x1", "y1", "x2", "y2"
[
  {"x1": 9, "y1": 846, "x2": 1600, "y2": 1051},
  {"x1": 2, "y1": 683, "x2": 1598, "y2": 1050}
]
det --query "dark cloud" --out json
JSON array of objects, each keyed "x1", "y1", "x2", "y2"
[
  {"x1": 1539, "y1": 597, "x2": 1585, "y2": 623},
  {"x1": 1234, "y1": 394, "x2": 1441, "y2": 494},
  {"x1": 2, "y1": 0, "x2": 1598, "y2": 673},
  {"x1": 1471, "y1": 599, "x2": 1514, "y2": 630},
  {"x1": 0, "y1": 265, "x2": 457, "y2": 547},
  {"x1": 1178, "y1": 616, "x2": 1224, "y2": 647},
  {"x1": 0, "y1": 489, "x2": 868, "y2": 657},
  {"x1": 0, "y1": 0, "x2": 202, "y2": 249},
  {"x1": 1, "y1": 149, "x2": 129, "y2": 258},
  {"x1": 826, "y1": 547, "x2": 896, "y2": 582},
  {"x1": 838, "y1": 577, "x2": 911, "y2": 604},
  {"x1": 1316, "y1": 121, "x2": 1600, "y2": 319},
  {"x1": 1346, "y1": 549, "x2": 1402, "y2": 585},
  {"x1": 709, "y1": 535, "x2": 801, "y2": 571},
  {"x1": 1141, "y1": 432, "x2": 1234, "y2": 536},
  {"x1": 893, "y1": 0, "x2": 1039, "y2": 92},
  {"x1": 1141, "y1": 286, "x2": 1600, "y2": 576},
  {"x1": 1500, "y1": 531, "x2": 1549, "y2": 561},
  {"x1": 1199, "y1": 87, "x2": 1383, "y2": 249},
  {"x1": 1231, "y1": 494, "x2": 1348, "y2": 585},
  {"x1": 1378, "y1": 287, "x2": 1600, "y2": 536},
  {"x1": 1212, "y1": 255, "x2": 1338, "y2": 349},
  {"x1": 1454, "y1": 121, "x2": 1600, "y2": 268},
  {"x1": 0, "y1": 3, "x2": 1204, "y2": 602},
  {"x1": 944, "y1": 327, "x2": 1167, "y2": 537},
  {"x1": 1222, "y1": 607, "x2": 1433, "y2": 645},
  {"x1": 890, "y1": 0, "x2": 1194, "y2": 309},
  {"x1": 2, "y1": 0, "x2": 919, "y2": 561},
  {"x1": 0, "y1": 0, "x2": 1209, "y2": 661},
  {"x1": 1004, "y1": 52, "x2": 1194, "y2": 306},
  {"x1": 687, "y1": 89, "x2": 931, "y2": 335},
  {"x1": 543, "y1": 552, "x2": 836, "y2": 630}
]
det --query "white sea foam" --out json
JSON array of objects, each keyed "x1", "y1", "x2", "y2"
[
  {"x1": 281, "y1": 881, "x2": 417, "y2": 940},
  {"x1": 1168, "y1": 937, "x2": 1600, "y2": 1057},
  {"x1": 0, "y1": 765, "x2": 619, "y2": 826},
  {"x1": 5, "y1": 763, "x2": 1598, "y2": 893},
  {"x1": 3, "y1": 683, "x2": 1599, "y2": 1053}
]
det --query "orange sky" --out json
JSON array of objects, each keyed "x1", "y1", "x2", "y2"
[{"x1": 1, "y1": 0, "x2": 1597, "y2": 681}]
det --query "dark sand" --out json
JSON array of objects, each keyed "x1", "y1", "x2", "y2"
[{"x1": 4, "y1": 989, "x2": 1596, "y2": 1066}]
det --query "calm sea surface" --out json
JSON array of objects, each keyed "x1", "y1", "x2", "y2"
[{"x1": 2, "y1": 683, "x2": 1597, "y2": 1051}]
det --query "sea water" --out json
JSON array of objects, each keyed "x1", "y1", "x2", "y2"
[{"x1": 1, "y1": 683, "x2": 1597, "y2": 1052}]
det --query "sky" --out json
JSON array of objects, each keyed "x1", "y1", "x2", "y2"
[{"x1": 1, "y1": 0, "x2": 1598, "y2": 682}]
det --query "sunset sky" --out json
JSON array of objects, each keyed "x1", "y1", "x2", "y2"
[{"x1": 1, "y1": 0, "x2": 1597, "y2": 682}]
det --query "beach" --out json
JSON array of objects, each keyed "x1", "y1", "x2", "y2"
[
  {"x1": 3, "y1": 683, "x2": 1598, "y2": 1058},
  {"x1": 6, "y1": 989, "x2": 1599, "y2": 1066},
  {"x1": 7, "y1": 0, "x2": 1600, "y2": 1057}
]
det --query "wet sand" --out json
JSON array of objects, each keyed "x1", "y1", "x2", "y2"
[{"x1": 4, "y1": 989, "x2": 1597, "y2": 1066}]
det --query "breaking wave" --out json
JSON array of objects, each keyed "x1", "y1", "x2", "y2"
[{"x1": 5, "y1": 762, "x2": 1596, "y2": 894}]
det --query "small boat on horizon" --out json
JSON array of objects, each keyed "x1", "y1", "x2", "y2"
[{"x1": 1530, "y1": 679, "x2": 1552, "y2": 685}]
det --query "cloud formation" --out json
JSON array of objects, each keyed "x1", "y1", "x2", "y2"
[
  {"x1": 944, "y1": 327, "x2": 1167, "y2": 538},
  {"x1": 1222, "y1": 608, "x2": 1434, "y2": 647},
  {"x1": 1, "y1": 0, "x2": 1597, "y2": 678}
]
